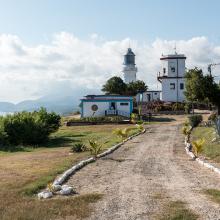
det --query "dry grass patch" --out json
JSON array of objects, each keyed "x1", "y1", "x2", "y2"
[
  {"x1": 0, "y1": 193, "x2": 103, "y2": 220},
  {"x1": 204, "y1": 189, "x2": 220, "y2": 204},
  {"x1": 192, "y1": 127, "x2": 220, "y2": 163},
  {"x1": 0, "y1": 123, "x2": 139, "y2": 219},
  {"x1": 157, "y1": 200, "x2": 198, "y2": 220}
]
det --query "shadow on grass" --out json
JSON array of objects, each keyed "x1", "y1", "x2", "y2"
[
  {"x1": 0, "y1": 135, "x2": 84, "y2": 152},
  {"x1": 42, "y1": 137, "x2": 79, "y2": 148},
  {"x1": 0, "y1": 146, "x2": 33, "y2": 153},
  {"x1": 151, "y1": 117, "x2": 176, "y2": 122}
]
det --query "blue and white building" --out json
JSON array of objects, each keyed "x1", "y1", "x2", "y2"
[{"x1": 80, "y1": 95, "x2": 133, "y2": 118}]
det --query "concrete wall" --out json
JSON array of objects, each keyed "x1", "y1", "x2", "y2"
[
  {"x1": 161, "y1": 58, "x2": 185, "y2": 77},
  {"x1": 82, "y1": 101, "x2": 109, "y2": 117},
  {"x1": 161, "y1": 78, "x2": 185, "y2": 102},
  {"x1": 82, "y1": 100, "x2": 132, "y2": 117},
  {"x1": 136, "y1": 91, "x2": 161, "y2": 102},
  {"x1": 123, "y1": 65, "x2": 137, "y2": 83}
]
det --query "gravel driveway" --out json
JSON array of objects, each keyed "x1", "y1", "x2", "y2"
[{"x1": 67, "y1": 122, "x2": 220, "y2": 220}]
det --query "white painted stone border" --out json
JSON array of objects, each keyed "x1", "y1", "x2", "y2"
[
  {"x1": 53, "y1": 129, "x2": 146, "y2": 186},
  {"x1": 184, "y1": 136, "x2": 220, "y2": 176},
  {"x1": 38, "y1": 129, "x2": 146, "y2": 198}
]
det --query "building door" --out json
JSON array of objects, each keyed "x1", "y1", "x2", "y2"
[
  {"x1": 147, "y1": 94, "x2": 151, "y2": 102},
  {"x1": 110, "y1": 102, "x2": 116, "y2": 110}
]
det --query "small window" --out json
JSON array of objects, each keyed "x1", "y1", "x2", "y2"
[
  {"x1": 170, "y1": 83, "x2": 175, "y2": 90},
  {"x1": 154, "y1": 92, "x2": 157, "y2": 95},
  {"x1": 180, "y1": 83, "x2": 184, "y2": 90},
  {"x1": 163, "y1": 68, "x2": 166, "y2": 74},
  {"x1": 171, "y1": 67, "x2": 175, "y2": 72},
  {"x1": 120, "y1": 102, "x2": 129, "y2": 106}
]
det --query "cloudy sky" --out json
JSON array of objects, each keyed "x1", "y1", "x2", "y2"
[{"x1": 0, "y1": 0, "x2": 220, "y2": 103}]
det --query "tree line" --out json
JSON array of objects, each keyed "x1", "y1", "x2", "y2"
[
  {"x1": 102, "y1": 76, "x2": 148, "y2": 96},
  {"x1": 184, "y1": 68, "x2": 220, "y2": 114}
]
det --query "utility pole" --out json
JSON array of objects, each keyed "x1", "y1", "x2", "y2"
[{"x1": 208, "y1": 63, "x2": 220, "y2": 76}]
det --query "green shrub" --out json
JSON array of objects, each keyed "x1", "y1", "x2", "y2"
[
  {"x1": 112, "y1": 127, "x2": 135, "y2": 140},
  {"x1": 68, "y1": 116, "x2": 125, "y2": 123},
  {"x1": 182, "y1": 126, "x2": 191, "y2": 136},
  {"x1": 172, "y1": 103, "x2": 185, "y2": 111},
  {"x1": 0, "y1": 117, "x2": 9, "y2": 148},
  {"x1": 188, "y1": 114, "x2": 203, "y2": 127},
  {"x1": 71, "y1": 143, "x2": 87, "y2": 153},
  {"x1": 136, "y1": 123, "x2": 144, "y2": 132},
  {"x1": 208, "y1": 112, "x2": 217, "y2": 121},
  {"x1": 88, "y1": 140, "x2": 102, "y2": 158},
  {"x1": 184, "y1": 103, "x2": 191, "y2": 114},
  {"x1": 131, "y1": 113, "x2": 139, "y2": 124},
  {"x1": 0, "y1": 108, "x2": 61, "y2": 148},
  {"x1": 192, "y1": 138, "x2": 205, "y2": 157}
]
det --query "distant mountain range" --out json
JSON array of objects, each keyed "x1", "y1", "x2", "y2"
[{"x1": 0, "y1": 95, "x2": 80, "y2": 115}]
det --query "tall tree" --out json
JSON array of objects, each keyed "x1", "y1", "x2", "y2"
[
  {"x1": 184, "y1": 68, "x2": 204, "y2": 103},
  {"x1": 126, "y1": 80, "x2": 148, "y2": 96},
  {"x1": 203, "y1": 75, "x2": 220, "y2": 114},
  {"x1": 185, "y1": 68, "x2": 220, "y2": 114},
  {"x1": 102, "y1": 76, "x2": 127, "y2": 95}
]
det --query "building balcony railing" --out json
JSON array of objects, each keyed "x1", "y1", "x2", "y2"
[
  {"x1": 105, "y1": 109, "x2": 130, "y2": 118},
  {"x1": 157, "y1": 72, "x2": 185, "y2": 83}
]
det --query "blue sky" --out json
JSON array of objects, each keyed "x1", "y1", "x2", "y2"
[
  {"x1": 0, "y1": 0, "x2": 220, "y2": 103},
  {"x1": 0, "y1": 0, "x2": 220, "y2": 44}
]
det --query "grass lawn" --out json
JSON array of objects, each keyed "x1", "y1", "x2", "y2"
[
  {"x1": 191, "y1": 126, "x2": 220, "y2": 163},
  {"x1": 0, "y1": 123, "x2": 139, "y2": 220}
]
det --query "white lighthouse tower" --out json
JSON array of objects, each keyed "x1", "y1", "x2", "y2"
[
  {"x1": 123, "y1": 48, "x2": 137, "y2": 84},
  {"x1": 157, "y1": 53, "x2": 186, "y2": 102}
]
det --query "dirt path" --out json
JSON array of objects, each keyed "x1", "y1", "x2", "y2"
[{"x1": 67, "y1": 121, "x2": 220, "y2": 220}]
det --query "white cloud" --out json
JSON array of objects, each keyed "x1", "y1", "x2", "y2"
[{"x1": 0, "y1": 32, "x2": 219, "y2": 103}]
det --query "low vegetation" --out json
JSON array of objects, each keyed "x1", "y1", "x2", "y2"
[
  {"x1": 0, "y1": 108, "x2": 61, "y2": 149},
  {"x1": 182, "y1": 125, "x2": 191, "y2": 141},
  {"x1": 71, "y1": 143, "x2": 87, "y2": 153},
  {"x1": 192, "y1": 126, "x2": 220, "y2": 163},
  {"x1": 0, "y1": 192, "x2": 102, "y2": 220},
  {"x1": 182, "y1": 113, "x2": 220, "y2": 161},
  {"x1": 88, "y1": 139, "x2": 102, "y2": 158},
  {"x1": 158, "y1": 200, "x2": 198, "y2": 220},
  {"x1": 188, "y1": 114, "x2": 203, "y2": 128},
  {"x1": 67, "y1": 115, "x2": 127, "y2": 123},
  {"x1": 204, "y1": 189, "x2": 220, "y2": 204},
  {"x1": 0, "y1": 121, "x2": 139, "y2": 220},
  {"x1": 136, "y1": 100, "x2": 186, "y2": 113},
  {"x1": 192, "y1": 138, "x2": 205, "y2": 157},
  {"x1": 208, "y1": 112, "x2": 217, "y2": 121},
  {"x1": 136, "y1": 122, "x2": 144, "y2": 132},
  {"x1": 113, "y1": 127, "x2": 134, "y2": 140}
]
